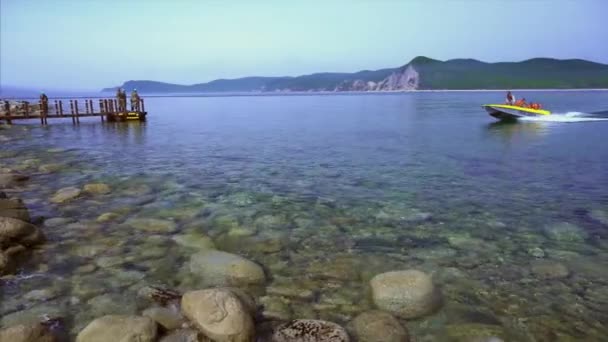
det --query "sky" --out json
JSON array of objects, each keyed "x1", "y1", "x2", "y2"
[{"x1": 1, "y1": 0, "x2": 607, "y2": 91}]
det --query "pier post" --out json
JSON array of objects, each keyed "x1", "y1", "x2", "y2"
[
  {"x1": 140, "y1": 98, "x2": 145, "y2": 112},
  {"x1": 59, "y1": 101, "x2": 64, "y2": 116},
  {"x1": 85, "y1": 100, "x2": 90, "y2": 114},
  {"x1": 54, "y1": 100, "x2": 59, "y2": 116},
  {"x1": 75, "y1": 100, "x2": 80, "y2": 123},
  {"x1": 113, "y1": 99, "x2": 118, "y2": 113},
  {"x1": 70, "y1": 100, "x2": 75, "y2": 124}
]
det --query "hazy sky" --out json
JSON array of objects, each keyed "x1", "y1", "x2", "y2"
[{"x1": 1, "y1": 0, "x2": 607, "y2": 90}]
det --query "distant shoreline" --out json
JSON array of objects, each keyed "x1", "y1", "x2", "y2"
[{"x1": 1, "y1": 88, "x2": 607, "y2": 100}]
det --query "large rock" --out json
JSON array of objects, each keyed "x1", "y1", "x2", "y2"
[
  {"x1": 349, "y1": 310, "x2": 409, "y2": 342},
  {"x1": 76, "y1": 315, "x2": 157, "y2": 342},
  {"x1": 126, "y1": 218, "x2": 177, "y2": 233},
  {"x1": 272, "y1": 319, "x2": 350, "y2": 342},
  {"x1": 0, "y1": 208, "x2": 31, "y2": 222},
  {"x1": 50, "y1": 187, "x2": 82, "y2": 204},
  {"x1": 181, "y1": 288, "x2": 255, "y2": 342},
  {"x1": 370, "y1": 270, "x2": 441, "y2": 319},
  {"x1": 0, "y1": 323, "x2": 56, "y2": 342},
  {"x1": 0, "y1": 216, "x2": 37, "y2": 246},
  {"x1": 189, "y1": 250, "x2": 266, "y2": 286}
]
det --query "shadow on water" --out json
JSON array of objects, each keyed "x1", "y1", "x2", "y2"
[
  {"x1": 485, "y1": 120, "x2": 547, "y2": 142},
  {"x1": 101, "y1": 121, "x2": 147, "y2": 145}
]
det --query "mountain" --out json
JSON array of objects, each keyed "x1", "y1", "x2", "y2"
[{"x1": 101, "y1": 57, "x2": 608, "y2": 93}]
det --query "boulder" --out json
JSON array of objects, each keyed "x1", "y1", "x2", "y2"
[
  {"x1": 370, "y1": 270, "x2": 441, "y2": 319},
  {"x1": 84, "y1": 183, "x2": 111, "y2": 195},
  {"x1": 0, "y1": 323, "x2": 56, "y2": 342},
  {"x1": 0, "y1": 216, "x2": 37, "y2": 246},
  {"x1": 76, "y1": 315, "x2": 157, "y2": 342},
  {"x1": 189, "y1": 250, "x2": 266, "y2": 286},
  {"x1": 50, "y1": 187, "x2": 81, "y2": 204},
  {"x1": 181, "y1": 288, "x2": 255, "y2": 342},
  {"x1": 272, "y1": 319, "x2": 350, "y2": 342},
  {"x1": 349, "y1": 310, "x2": 409, "y2": 342}
]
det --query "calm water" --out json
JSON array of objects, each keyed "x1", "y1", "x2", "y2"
[{"x1": 2, "y1": 91, "x2": 608, "y2": 340}]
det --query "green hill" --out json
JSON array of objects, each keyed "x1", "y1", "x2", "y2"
[{"x1": 101, "y1": 57, "x2": 608, "y2": 93}]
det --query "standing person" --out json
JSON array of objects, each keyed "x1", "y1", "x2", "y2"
[
  {"x1": 505, "y1": 91, "x2": 515, "y2": 105},
  {"x1": 39, "y1": 91, "x2": 49, "y2": 115},
  {"x1": 119, "y1": 89, "x2": 127, "y2": 112},
  {"x1": 115, "y1": 88, "x2": 122, "y2": 111},
  {"x1": 130, "y1": 89, "x2": 140, "y2": 111}
]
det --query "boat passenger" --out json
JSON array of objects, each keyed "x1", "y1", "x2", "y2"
[
  {"x1": 514, "y1": 98, "x2": 526, "y2": 107},
  {"x1": 506, "y1": 91, "x2": 515, "y2": 105}
]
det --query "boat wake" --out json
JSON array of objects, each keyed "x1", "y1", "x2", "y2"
[{"x1": 520, "y1": 111, "x2": 608, "y2": 123}]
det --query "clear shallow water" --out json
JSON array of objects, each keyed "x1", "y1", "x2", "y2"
[{"x1": 1, "y1": 91, "x2": 608, "y2": 340}]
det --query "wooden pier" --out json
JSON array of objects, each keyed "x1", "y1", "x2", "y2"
[{"x1": 0, "y1": 98, "x2": 147, "y2": 125}]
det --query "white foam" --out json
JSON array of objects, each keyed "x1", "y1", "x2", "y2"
[{"x1": 520, "y1": 112, "x2": 608, "y2": 123}]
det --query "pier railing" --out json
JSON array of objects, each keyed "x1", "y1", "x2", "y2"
[{"x1": 0, "y1": 97, "x2": 145, "y2": 124}]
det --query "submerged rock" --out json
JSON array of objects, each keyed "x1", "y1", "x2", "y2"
[
  {"x1": 38, "y1": 163, "x2": 64, "y2": 173},
  {"x1": 370, "y1": 270, "x2": 441, "y2": 319},
  {"x1": 259, "y1": 296, "x2": 293, "y2": 321},
  {"x1": 181, "y1": 288, "x2": 255, "y2": 342},
  {"x1": 445, "y1": 323, "x2": 505, "y2": 342},
  {"x1": 83, "y1": 183, "x2": 111, "y2": 195},
  {"x1": 272, "y1": 319, "x2": 350, "y2": 342},
  {"x1": 96, "y1": 212, "x2": 120, "y2": 223},
  {"x1": 159, "y1": 328, "x2": 208, "y2": 342},
  {"x1": 527, "y1": 247, "x2": 545, "y2": 258},
  {"x1": 189, "y1": 250, "x2": 266, "y2": 286},
  {"x1": 125, "y1": 218, "x2": 177, "y2": 233},
  {"x1": 543, "y1": 222, "x2": 587, "y2": 243},
  {"x1": 0, "y1": 216, "x2": 37, "y2": 244},
  {"x1": 44, "y1": 217, "x2": 74, "y2": 227},
  {"x1": 142, "y1": 306, "x2": 185, "y2": 331},
  {"x1": 589, "y1": 209, "x2": 608, "y2": 226},
  {"x1": 348, "y1": 310, "x2": 409, "y2": 342},
  {"x1": 0, "y1": 173, "x2": 29, "y2": 188},
  {"x1": 0, "y1": 322, "x2": 57, "y2": 342},
  {"x1": 76, "y1": 315, "x2": 157, "y2": 342},
  {"x1": 87, "y1": 293, "x2": 137, "y2": 317},
  {"x1": 530, "y1": 260, "x2": 570, "y2": 279},
  {"x1": 0, "y1": 197, "x2": 30, "y2": 221},
  {"x1": 172, "y1": 232, "x2": 216, "y2": 250},
  {"x1": 50, "y1": 187, "x2": 81, "y2": 204}
]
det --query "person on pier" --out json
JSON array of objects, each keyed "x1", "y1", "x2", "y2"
[
  {"x1": 130, "y1": 89, "x2": 140, "y2": 111},
  {"x1": 39, "y1": 91, "x2": 49, "y2": 115},
  {"x1": 116, "y1": 88, "x2": 127, "y2": 112}
]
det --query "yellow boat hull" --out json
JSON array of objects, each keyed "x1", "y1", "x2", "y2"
[{"x1": 483, "y1": 104, "x2": 550, "y2": 120}]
